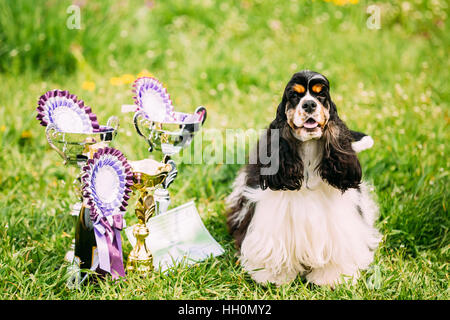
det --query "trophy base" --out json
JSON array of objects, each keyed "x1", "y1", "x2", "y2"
[
  {"x1": 126, "y1": 223, "x2": 154, "y2": 275},
  {"x1": 126, "y1": 256, "x2": 154, "y2": 275}
]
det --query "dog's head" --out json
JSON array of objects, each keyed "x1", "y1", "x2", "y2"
[
  {"x1": 277, "y1": 70, "x2": 334, "y2": 141},
  {"x1": 260, "y1": 70, "x2": 361, "y2": 192}
]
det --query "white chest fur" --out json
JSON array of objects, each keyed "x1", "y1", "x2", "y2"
[{"x1": 299, "y1": 139, "x2": 323, "y2": 190}]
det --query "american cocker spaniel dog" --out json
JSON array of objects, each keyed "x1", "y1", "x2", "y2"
[{"x1": 226, "y1": 70, "x2": 381, "y2": 287}]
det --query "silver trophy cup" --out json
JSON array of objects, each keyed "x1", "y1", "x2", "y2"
[
  {"x1": 132, "y1": 106, "x2": 207, "y2": 215},
  {"x1": 45, "y1": 116, "x2": 119, "y2": 287}
]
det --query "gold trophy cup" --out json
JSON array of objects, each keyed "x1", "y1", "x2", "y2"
[{"x1": 126, "y1": 159, "x2": 173, "y2": 274}]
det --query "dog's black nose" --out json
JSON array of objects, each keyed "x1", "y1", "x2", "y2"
[{"x1": 302, "y1": 100, "x2": 316, "y2": 113}]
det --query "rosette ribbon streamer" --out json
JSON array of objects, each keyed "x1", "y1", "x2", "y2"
[{"x1": 81, "y1": 147, "x2": 134, "y2": 278}]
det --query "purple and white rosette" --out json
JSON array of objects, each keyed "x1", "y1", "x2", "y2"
[
  {"x1": 81, "y1": 147, "x2": 133, "y2": 278},
  {"x1": 36, "y1": 89, "x2": 100, "y2": 133},
  {"x1": 132, "y1": 77, "x2": 176, "y2": 122}
]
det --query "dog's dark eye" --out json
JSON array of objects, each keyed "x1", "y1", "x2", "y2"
[{"x1": 288, "y1": 91, "x2": 300, "y2": 101}]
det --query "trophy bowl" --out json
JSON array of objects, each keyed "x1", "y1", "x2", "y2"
[
  {"x1": 133, "y1": 106, "x2": 206, "y2": 156},
  {"x1": 45, "y1": 116, "x2": 119, "y2": 167},
  {"x1": 130, "y1": 159, "x2": 173, "y2": 191}
]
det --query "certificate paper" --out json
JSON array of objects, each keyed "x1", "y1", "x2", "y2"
[{"x1": 125, "y1": 201, "x2": 224, "y2": 271}]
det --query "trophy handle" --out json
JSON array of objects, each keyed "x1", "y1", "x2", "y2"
[
  {"x1": 195, "y1": 106, "x2": 207, "y2": 126},
  {"x1": 102, "y1": 115, "x2": 119, "y2": 142},
  {"x1": 162, "y1": 157, "x2": 178, "y2": 189},
  {"x1": 133, "y1": 111, "x2": 147, "y2": 138},
  {"x1": 107, "y1": 115, "x2": 119, "y2": 132},
  {"x1": 46, "y1": 124, "x2": 68, "y2": 164},
  {"x1": 183, "y1": 106, "x2": 207, "y2": 135},
  {"x1": 133, "y1": 111, "x2": 154, "y2": 152}
]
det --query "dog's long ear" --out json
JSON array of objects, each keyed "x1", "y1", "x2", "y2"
[
  {"x1": 270, "y1": 92, "x2": 288, "y2": 129},
  {"x1": 319, "y1": 100, "x2": 361, "y2": 192},
  {"x1": 257, "y1": 94, "x2": 303, "y2": 191}
]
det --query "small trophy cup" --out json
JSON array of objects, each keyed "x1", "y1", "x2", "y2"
[
  {"x1": 125, "y1": 77, "x2": 207, "y2": 274},
  {"x1": 36, "y1": 89, "x2": 120, "y2": 286},
  {"x1": 126, "y1": 158, "x2": 172, "y2": 274}
]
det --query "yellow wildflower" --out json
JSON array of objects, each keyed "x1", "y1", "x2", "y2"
[
  {"x1": 82, "y1": 81, "x2": 96, "y2": 91},
  {"x1": 110, "y1": 77, "x2": 123, "y2": 86},
  {"x1": 20, "y1": 130, "x2": 32, "y2": 139},
  {"x1": 137, "y1": 69, "x2": 154, "y2": 78},
  {"x1": 111, "y1": 71, "x2": 154, "y2": 86},
  {"x1": 120, "y1": 74, "x2": 135, "y2": 84},
  {"x1": 1, "y1": 125, "x2": 6, "y2": 132},
  {"x1": 326, "y1": 0, "x2": 358, "y2": 5}
]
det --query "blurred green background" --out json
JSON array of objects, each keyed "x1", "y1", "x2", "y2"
[{"x1": 0, "y1": 0, "x2": 448, "y2": 299}]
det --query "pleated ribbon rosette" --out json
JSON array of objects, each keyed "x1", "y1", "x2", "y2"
[
  {"x1": 36, "y1": 89, "x2": 100, "y2": 133},
  {"x1": 132, "y1": 77, "x2": 206, "y2": 124},
  {"x1": 81, "y1": 147, "x2": 134, "y2": 278},
  {"x1": 132, "y1": 77, "x2": 176, "y2": 122}
]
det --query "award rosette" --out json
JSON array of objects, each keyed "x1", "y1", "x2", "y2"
[
  {"x1": 132, "y1": 77, "x2": 176, "y2": 122},
  {"x1": 131, "y1": 75, "x2": 207, "y2": 155},
  {"x1": 81, "y1": 147, "x2": 133, "y2": 278},
  {"x1": 36, "y1": 89, "x2": 100, "y2": 133}
]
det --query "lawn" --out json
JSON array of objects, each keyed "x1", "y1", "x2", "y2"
[{"x1": 0, "y1": 0, "x2": 448, "y2": 299}]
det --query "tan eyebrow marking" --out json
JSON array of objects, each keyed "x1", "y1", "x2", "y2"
[
  {"x1": 312, "y1": 83, "x2": 324, "y2": 93},
  {"x1": 292, "y1": 84, "x2": 305, "y2": 94}
]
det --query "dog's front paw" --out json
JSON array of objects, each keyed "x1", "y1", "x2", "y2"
[
  {"x1": 249, "y1": 268, "x2": 297, "y2": 287},
  {"x1": 306, "y1": 265, "x2": 359, "y2": 288},
  {"x1": 254, "y1": 270, "x2": 298, "y2": 286}
]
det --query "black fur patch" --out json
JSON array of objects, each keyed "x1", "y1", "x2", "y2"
[{"x1": 226, "y1": 198, "x2": 256, "y2": 251}]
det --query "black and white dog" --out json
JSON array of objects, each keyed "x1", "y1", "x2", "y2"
[{"x1": 226, "y1": 70, "x2": 381, "y2": 287}]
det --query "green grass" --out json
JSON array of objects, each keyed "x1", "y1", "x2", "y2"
[{"x1": 0, "y1": 0, "x2": 448, "y2": 299}]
